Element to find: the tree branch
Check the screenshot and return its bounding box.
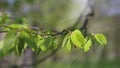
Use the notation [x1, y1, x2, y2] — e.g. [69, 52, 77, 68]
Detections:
[80, 16, 89, 36]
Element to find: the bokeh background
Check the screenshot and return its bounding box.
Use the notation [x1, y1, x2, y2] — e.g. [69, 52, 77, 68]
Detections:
[0, 0, 120, 68]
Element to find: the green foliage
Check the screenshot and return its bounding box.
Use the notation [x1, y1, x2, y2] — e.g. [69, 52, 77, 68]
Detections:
[66, 39, 72, 52]
[9, 24, 28, 29]
[38, 36, 53, 51]
[84, 39, 92, 52]
[95, 34, 107, 45]
[0, 13, 107, 57]
[62, 33, 70, 47]
[62, 30, 107, 52]
[19, 30, 39, 52]
[71, 30, 84, 48]
[49, 37, 58, 50]
[0, 13, 10, 26]
[2, 30, 18, 55]
[15, 37, 25, 55]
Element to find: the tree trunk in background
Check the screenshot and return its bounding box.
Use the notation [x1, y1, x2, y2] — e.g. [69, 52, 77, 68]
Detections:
[23, 47, 37, 68]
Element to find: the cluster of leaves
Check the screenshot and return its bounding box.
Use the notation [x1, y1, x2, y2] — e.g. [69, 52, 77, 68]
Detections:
[0, 13, 58, 57]
[62, 30, 107, 52]
[0, 13, 107, 58]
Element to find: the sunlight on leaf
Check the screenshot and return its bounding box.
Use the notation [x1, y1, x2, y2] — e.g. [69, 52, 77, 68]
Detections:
[66, 39, 72, 52]
[62, 33, 70, 47]
[95, 34, 107, 45]
[9, 24, 28, 29]
[71, 30, 85, 48]
[3, 30, 18, 54]
[84, 39, 92, 52]
[39, 36, 52, 51]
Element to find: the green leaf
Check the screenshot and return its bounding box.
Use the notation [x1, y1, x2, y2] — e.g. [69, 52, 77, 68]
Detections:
[38, 36, 52, 51]
[50, 38, 58, 50]
[9, 24, 28, 29]
[35, 35, 42, 46]
[31, 35, 42, 55]
[71, 30, 85, 48]
[3, 30, 18, 54]
[95, 34, 107, 45]
[20, 30, 37, 51]
[24, 37, 37, 51]
[84, 39, 92, 52]
[22, 38, 37, 51]
[66, 39, 72, 52]
[20, 30, 30, 38]
[15, 37, 25, 55]
[62, 33, 70, 47]
[74, 30, 85, 43]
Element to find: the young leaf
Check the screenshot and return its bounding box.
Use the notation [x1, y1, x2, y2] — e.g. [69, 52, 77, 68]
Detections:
[71, 34, 81, 48]
[20, 30, 30, 38]
[3, 30, 18, 54]
[66, 39, 72, 52]
[50, 38, 58, 50]
[9, 24, 28, 29]
[71, 30, 85, 48]
[62, 33, 70, 47]
[73, 30, 85, 42]
[20, 30, 37, 51]
[16, 37, 25, 55]
[35, 35, 42, 46]
[38, 36, 52, 51]
[95, 34, 107, 45]
[23, 37, 37, 51]
[84, 39, 92, 52]
[53, 39, 58, 49]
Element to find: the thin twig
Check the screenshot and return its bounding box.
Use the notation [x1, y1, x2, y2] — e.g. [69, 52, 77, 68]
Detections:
[80, 16, 89, 36]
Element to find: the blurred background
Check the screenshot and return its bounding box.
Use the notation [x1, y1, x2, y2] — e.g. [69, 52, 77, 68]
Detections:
[0, 0, 120, 68]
